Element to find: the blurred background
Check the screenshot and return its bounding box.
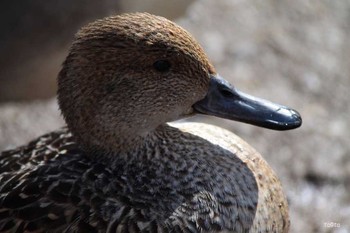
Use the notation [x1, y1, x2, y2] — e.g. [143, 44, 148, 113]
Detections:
[0, 0, 349, 232]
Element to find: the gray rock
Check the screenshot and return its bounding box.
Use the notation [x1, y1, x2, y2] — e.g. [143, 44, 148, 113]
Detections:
[0, 99, 63, 151]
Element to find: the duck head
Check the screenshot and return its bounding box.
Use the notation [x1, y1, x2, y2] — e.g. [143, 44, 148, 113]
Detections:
[58, 13, 301, 152]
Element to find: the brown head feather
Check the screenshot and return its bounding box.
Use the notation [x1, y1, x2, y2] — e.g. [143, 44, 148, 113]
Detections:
[58, 13, 215, 152]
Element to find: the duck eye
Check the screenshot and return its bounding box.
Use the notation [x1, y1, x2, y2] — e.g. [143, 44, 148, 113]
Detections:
[153, 60, 171, 72]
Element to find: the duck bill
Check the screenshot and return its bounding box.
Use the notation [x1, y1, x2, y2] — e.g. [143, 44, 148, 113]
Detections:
[193, 75, 302, 130]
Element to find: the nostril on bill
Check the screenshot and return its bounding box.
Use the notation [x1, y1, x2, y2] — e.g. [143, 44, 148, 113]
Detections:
[218, 86, 236, 98]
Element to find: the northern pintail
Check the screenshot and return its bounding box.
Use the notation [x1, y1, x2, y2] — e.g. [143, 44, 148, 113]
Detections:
[0, 13, 301, 233]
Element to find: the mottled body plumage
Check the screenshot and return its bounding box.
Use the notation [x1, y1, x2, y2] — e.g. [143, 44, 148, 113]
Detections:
[0, 123, 289, 232]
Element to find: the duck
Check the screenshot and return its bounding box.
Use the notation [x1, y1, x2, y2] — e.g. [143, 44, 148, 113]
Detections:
[0, 13, 301, 233]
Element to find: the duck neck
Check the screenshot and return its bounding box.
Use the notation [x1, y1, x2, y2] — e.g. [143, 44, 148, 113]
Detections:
[78, 123, 171, 161]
